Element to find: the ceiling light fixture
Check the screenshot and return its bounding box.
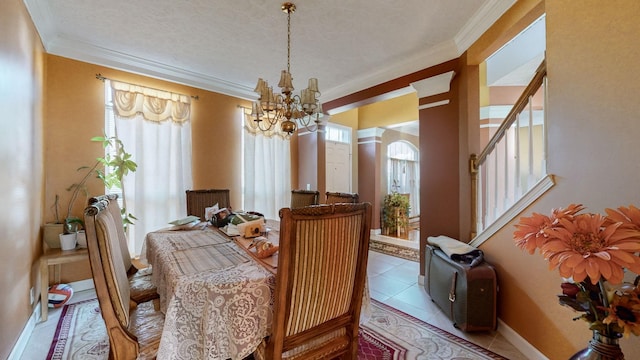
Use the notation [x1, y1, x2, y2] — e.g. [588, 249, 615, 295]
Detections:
[251, 2, 322, 135]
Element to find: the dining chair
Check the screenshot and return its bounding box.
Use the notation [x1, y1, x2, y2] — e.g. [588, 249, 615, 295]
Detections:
[254, 203, 372, 360]
[84, 198, 164, 360]
[325, 191, 359, 204]
[186, 188, 231, 221]
[89, 194, 159, 305]
[290, 189, 319, 209]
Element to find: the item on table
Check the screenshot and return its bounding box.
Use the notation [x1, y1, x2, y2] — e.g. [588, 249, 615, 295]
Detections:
[204, 203, 219, 222]
[169, 215, 202, 230]
[251, 238, 279, 259]
[211, 208, 232, 227]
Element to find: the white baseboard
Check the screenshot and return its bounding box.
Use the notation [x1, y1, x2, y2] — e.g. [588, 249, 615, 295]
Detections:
[6, 303, 41, 360]
[8, 278, 95, 360]
[416, 280, 546, 359]
[497, 318, 549, 360]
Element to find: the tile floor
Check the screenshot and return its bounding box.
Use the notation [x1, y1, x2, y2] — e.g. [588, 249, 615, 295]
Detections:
[21, 241, 529, 360]
[366, 246, 528, 360]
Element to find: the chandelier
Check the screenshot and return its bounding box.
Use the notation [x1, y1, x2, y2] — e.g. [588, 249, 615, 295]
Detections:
[251, 2, 322, 135]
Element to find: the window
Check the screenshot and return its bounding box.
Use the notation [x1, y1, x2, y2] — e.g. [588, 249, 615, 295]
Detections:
[241, 110, 291, 219]
[104, 79, 193, 256]
[387, 141, 419, 217]
[325, 125, 350, 143]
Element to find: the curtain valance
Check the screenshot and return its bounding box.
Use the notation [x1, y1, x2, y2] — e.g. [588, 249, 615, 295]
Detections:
[110, 80, 191, 123]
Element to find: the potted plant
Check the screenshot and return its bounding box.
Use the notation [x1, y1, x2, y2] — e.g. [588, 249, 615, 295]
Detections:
[382, 191, 410, 237]
[44, 134, 137, 247]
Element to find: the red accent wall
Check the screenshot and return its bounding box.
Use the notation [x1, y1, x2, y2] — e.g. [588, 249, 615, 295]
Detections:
[419, 103, 460, 245]
[358, 137, 381, 229]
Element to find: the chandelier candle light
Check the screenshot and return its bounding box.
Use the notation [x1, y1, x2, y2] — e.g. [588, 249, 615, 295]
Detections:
[251, 2, 322, 135]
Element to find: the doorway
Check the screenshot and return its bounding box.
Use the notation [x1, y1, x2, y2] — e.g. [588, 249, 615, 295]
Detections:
[325, 124, 352, 193]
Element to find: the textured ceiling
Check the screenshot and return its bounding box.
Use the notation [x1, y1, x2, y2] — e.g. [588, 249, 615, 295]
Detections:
[25, 0, 515, 103]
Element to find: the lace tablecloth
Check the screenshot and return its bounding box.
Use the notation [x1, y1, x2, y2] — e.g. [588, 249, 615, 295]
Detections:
[145, 228, 275, 360]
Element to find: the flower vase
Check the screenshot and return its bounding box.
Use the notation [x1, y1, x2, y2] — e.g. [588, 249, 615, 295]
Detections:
[569, 332, 624, 360]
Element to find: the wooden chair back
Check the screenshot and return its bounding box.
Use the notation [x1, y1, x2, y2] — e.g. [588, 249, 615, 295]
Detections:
[89, 194, 159, 305]
[84, 198, 139, 359]
[257, 203, 372, 360]
[290, 189, 319, 209]
[186, 189, 231, 221]
[89, 194, 131, 271]
[325, 191, 359, 204]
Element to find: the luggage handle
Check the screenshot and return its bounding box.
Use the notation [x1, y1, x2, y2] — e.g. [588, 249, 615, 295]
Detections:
[449, 271, 457, 302]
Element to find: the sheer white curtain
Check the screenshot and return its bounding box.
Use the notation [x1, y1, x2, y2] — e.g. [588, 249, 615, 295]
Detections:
[107, 80, 193, 256]
[242, 110, 291, 220]
[388, 158, 420, 217]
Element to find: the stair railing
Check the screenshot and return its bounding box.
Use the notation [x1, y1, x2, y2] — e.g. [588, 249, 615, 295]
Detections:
[470, 60, 547, 239]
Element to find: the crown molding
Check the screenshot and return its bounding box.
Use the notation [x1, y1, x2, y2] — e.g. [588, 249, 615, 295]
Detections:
[24, 0, 516, 103]
[455, 0, 516, 53]
[322, 40, 459, 103]
[47, 36, 257, 100]
[24, 0, 256, 100]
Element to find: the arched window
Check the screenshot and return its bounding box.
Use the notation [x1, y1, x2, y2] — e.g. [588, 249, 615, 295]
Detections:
[387, 141, 419, 216]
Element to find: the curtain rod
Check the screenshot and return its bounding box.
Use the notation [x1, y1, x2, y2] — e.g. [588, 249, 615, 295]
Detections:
[96, 73, 199, 100]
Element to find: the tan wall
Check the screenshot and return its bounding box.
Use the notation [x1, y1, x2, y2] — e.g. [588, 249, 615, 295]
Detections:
[358, 93, 418, 129]
[0, 0, 45, 357]
[43, 55, 251, 283]
[474, 1, 640, 358]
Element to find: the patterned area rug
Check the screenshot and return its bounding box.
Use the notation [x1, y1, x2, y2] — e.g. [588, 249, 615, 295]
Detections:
[47, 298, 507, 360]
[370, 238, 420, 262]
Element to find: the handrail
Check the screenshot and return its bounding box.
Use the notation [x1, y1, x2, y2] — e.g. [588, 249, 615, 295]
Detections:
[470, 59, 547, 239]
[474, 59, 547, 168]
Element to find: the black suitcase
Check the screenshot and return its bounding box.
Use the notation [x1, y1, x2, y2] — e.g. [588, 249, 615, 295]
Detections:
[425, 244, 497, 332]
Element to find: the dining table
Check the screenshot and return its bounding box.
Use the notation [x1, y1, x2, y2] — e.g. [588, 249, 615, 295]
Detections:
[143, 219, 279, 360]
[143, 218, 371, 360]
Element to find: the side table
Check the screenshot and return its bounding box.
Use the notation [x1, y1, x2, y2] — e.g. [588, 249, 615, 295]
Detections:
[39, 247, 89, 321]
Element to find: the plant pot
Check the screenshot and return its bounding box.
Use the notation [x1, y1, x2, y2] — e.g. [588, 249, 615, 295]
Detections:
[59, 233, 77, 251]
[76, 230, 87, 248]
[43, 223, 64, 249]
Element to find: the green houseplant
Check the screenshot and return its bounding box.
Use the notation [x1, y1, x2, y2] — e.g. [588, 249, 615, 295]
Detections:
[60, 134, 137, 233]
[382, 191, 410, 237]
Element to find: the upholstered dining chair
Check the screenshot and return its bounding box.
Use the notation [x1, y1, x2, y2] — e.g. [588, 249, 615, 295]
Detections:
[254, 203, 372, 360]
[186, 188, 231, 221]
[290, 189, 319, 209]
[325, 191, 359, 204]
[84, 198, 164, 360]
[89, 194, 159, 305]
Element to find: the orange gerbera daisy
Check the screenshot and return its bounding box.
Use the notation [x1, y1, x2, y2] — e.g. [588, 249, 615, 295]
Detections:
[541, 213, 640, 284]
[513, 204, 585, 254]
[550, 203, 585, 223]
[513, 212, 553, 254]
[606, 205, 640, 230]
